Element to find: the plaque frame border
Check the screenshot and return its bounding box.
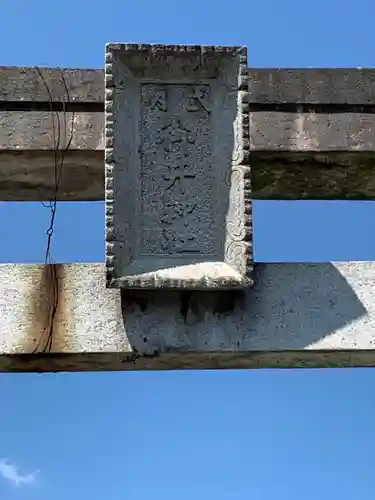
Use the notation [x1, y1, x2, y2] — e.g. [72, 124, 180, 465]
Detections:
[105, 43, 252, 290]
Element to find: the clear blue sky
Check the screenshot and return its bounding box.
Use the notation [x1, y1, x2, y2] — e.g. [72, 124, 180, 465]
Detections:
[1, 0, 375, 499]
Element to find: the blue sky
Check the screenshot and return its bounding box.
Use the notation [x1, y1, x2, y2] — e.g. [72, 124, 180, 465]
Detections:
[1, 0, 375, 499]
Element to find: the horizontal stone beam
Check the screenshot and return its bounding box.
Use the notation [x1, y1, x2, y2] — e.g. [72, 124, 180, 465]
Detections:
[0, 151, 103, 201]
[0, 262, 375, 372]
[2, 66, 375, 105]
[249, 68, 375, 105]
[3, 110, 375, 152]
[0, 111, 103, 150]
[0, 66, 104, 103]
[1, 150, 375, 201]
[251, 112, 375, 151]
[2, 66, 375, 202]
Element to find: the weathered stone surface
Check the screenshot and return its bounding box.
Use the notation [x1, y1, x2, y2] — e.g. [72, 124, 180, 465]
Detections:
[1, 150, 375, 202]
[105, 43, 252, 290]
[252, 152, 375, 200]
[0, 66, 103, 102]
[249, 68, 375, 104]
[0, 262, 375, 372]
[3, 67, 375, 105]
[251, 111, 375, 151]
[4, 110, 375, 153]
[2, 66, 375, 203]
[0, 111, 104, 150]
[0, 150, 104, 201]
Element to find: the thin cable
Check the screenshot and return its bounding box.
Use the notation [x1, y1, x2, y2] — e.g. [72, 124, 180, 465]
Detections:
[33, 67, 75, 353]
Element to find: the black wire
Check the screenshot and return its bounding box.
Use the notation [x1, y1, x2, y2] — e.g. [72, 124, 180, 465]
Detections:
[32, 67, 75, 353]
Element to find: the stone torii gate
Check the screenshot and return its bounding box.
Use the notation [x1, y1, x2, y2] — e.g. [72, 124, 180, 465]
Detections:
[1, 43, 375, 372]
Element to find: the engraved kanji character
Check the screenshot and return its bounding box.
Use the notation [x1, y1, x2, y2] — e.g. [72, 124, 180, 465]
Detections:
[186, 86, 211, 114]
[163, 164, 196, 195]
[174, 230, 198, 253]
[161, 201, 197, 225]
[156, 118, 195, 154]
[142, 86, 167, 111]
[162, 227, 198, 254]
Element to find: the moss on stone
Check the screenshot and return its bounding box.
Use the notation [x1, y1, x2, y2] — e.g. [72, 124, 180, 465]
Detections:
[252, 151, 375, 200]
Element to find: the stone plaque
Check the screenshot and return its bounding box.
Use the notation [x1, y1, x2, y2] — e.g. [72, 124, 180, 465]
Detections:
[105, 43, 252, 289]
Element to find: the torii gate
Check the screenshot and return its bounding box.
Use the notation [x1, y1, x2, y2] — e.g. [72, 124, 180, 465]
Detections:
[0, 43, 375, 372]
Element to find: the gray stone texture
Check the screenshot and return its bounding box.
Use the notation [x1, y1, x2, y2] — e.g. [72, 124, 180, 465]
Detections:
[0, 262, 375, 371]
[2, 150, 375, 202]
[4, 110, 375, 152]
[0, 66, 103, 102]
[249, 68, 375, 104]
[105, 44, 252, 290]
[251, 112, 375, 151]
[2, 67, 375, 203]
[0, 111, 104, 150]
[3, 67, 375, 104]
[2, 65, 375, 373]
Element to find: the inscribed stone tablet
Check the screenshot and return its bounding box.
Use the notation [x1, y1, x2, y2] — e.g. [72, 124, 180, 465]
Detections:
[105, 43, 252, 289]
